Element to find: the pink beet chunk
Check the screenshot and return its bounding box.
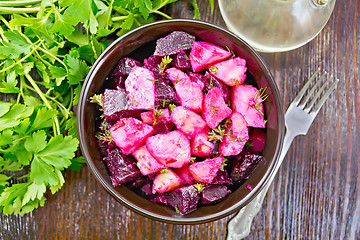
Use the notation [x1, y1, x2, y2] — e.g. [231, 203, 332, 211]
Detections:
[146, 130, 191, 168]
[140, 111, 154, 125]
[166, 67, 190, 85]
[171, 106, 207, 138]
[125, 66, 155, 110]
[191, 127, 214, 157]
[152, 168, 185, 193]
[231, 85, 266, 128]
[189, 41, 232, 72]
[140, 108, 171, 125]
[110, 117, 154, 155]
[166, 68, 204, 111]
[175, 80, 204, 111]
[219, 112, 249, 156]
[173, 164, 195, 185]
[209, 57, 247, 86]
[189, 156, 224, 184]
[202, 87, 232, 129]
[133, 145, 165, 175]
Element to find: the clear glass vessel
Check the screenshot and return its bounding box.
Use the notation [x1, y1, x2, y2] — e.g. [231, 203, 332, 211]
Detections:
[218, 0, 336, 52]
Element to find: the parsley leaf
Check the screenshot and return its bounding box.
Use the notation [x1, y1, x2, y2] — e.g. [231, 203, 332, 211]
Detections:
[0, 0, 205, 216]
[50, 10, 79, 37]
[0, 71, 20, 93]
[0, 104, 33, 131]
[24, 131, 47, 153]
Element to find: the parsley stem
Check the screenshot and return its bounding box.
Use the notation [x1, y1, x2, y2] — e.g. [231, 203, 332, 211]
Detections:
[111, 15, 130, 22]
[112, 14, 140, 22]
[23, 84, 71, 117]
[151, 10, 172, 20]
[25, 73, 61, 136]
[0, 0, 41, 7]
[68, 87, 74, 112]
[34, 51, 51, 67]
[48, 97, 71, 116]
[17, 75, 25, 104]
[1, 15, 66, 71]
[106, 0, 114, 29]
[0, 15, 10, 29]
[38, 45, 68, 72]
[0, 6, 40, 14]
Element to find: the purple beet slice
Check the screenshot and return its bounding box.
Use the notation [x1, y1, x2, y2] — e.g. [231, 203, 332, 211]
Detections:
[248, 128, 266, 154]
[103, 88, 141, 121]
[154, 80, 180, 108]
[103, 148, 141, 187]
[212, 169, 233, 185]
[126, 175, 151, 189]
[171, 51, 191, 71]
[103, 75, 127, 89]
[231, 153, 264, 182]
[141, 183, 153, 196]
[153, 120, 175, 134]
[111, 57, 141, 77]
[154, 31, 195, 56]
[144, 55, 163, 74]
[97, 139, 109, 157]
[167, 184, 200, 215]
[150, 192, 169, 205]
[200, 184, 231, 205]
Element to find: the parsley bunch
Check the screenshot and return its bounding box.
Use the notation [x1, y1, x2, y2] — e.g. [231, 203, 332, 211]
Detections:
[0, 0, 203, 216]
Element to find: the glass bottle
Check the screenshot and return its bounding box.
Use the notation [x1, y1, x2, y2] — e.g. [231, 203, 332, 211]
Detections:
[218, 0, 336, 52]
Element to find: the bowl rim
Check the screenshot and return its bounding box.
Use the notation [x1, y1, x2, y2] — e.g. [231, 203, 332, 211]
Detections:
[77, 19, 285, 224]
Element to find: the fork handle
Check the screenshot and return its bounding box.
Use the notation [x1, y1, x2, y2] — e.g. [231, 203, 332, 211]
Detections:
[227, 129, 297, 240]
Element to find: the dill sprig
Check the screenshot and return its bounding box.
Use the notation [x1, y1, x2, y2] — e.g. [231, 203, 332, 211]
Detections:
[159, 56, 172, 74]
[153, 109, 163, 125]
[208, 125, 227, 142]
[254, 87, 269, 116]
[195, 183, 205, 192]
[90, 94, 104, 110]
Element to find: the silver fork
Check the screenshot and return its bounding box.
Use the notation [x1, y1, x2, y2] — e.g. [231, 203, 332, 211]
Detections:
[227, 68, 339, 240]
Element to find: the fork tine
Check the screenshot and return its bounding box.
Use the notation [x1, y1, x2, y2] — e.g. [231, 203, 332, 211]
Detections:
[293, 68, 320, 105]
[298, 71, 327, 108]
[312, 78, 339, 113]
[304, 74, 334, 112]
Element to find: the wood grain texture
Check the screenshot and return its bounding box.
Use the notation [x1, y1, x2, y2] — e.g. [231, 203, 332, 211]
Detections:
[1, 0, 359, 239]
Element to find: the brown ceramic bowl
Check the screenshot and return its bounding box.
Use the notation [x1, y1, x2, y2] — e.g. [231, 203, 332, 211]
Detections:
[77, 19, 284, 224]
